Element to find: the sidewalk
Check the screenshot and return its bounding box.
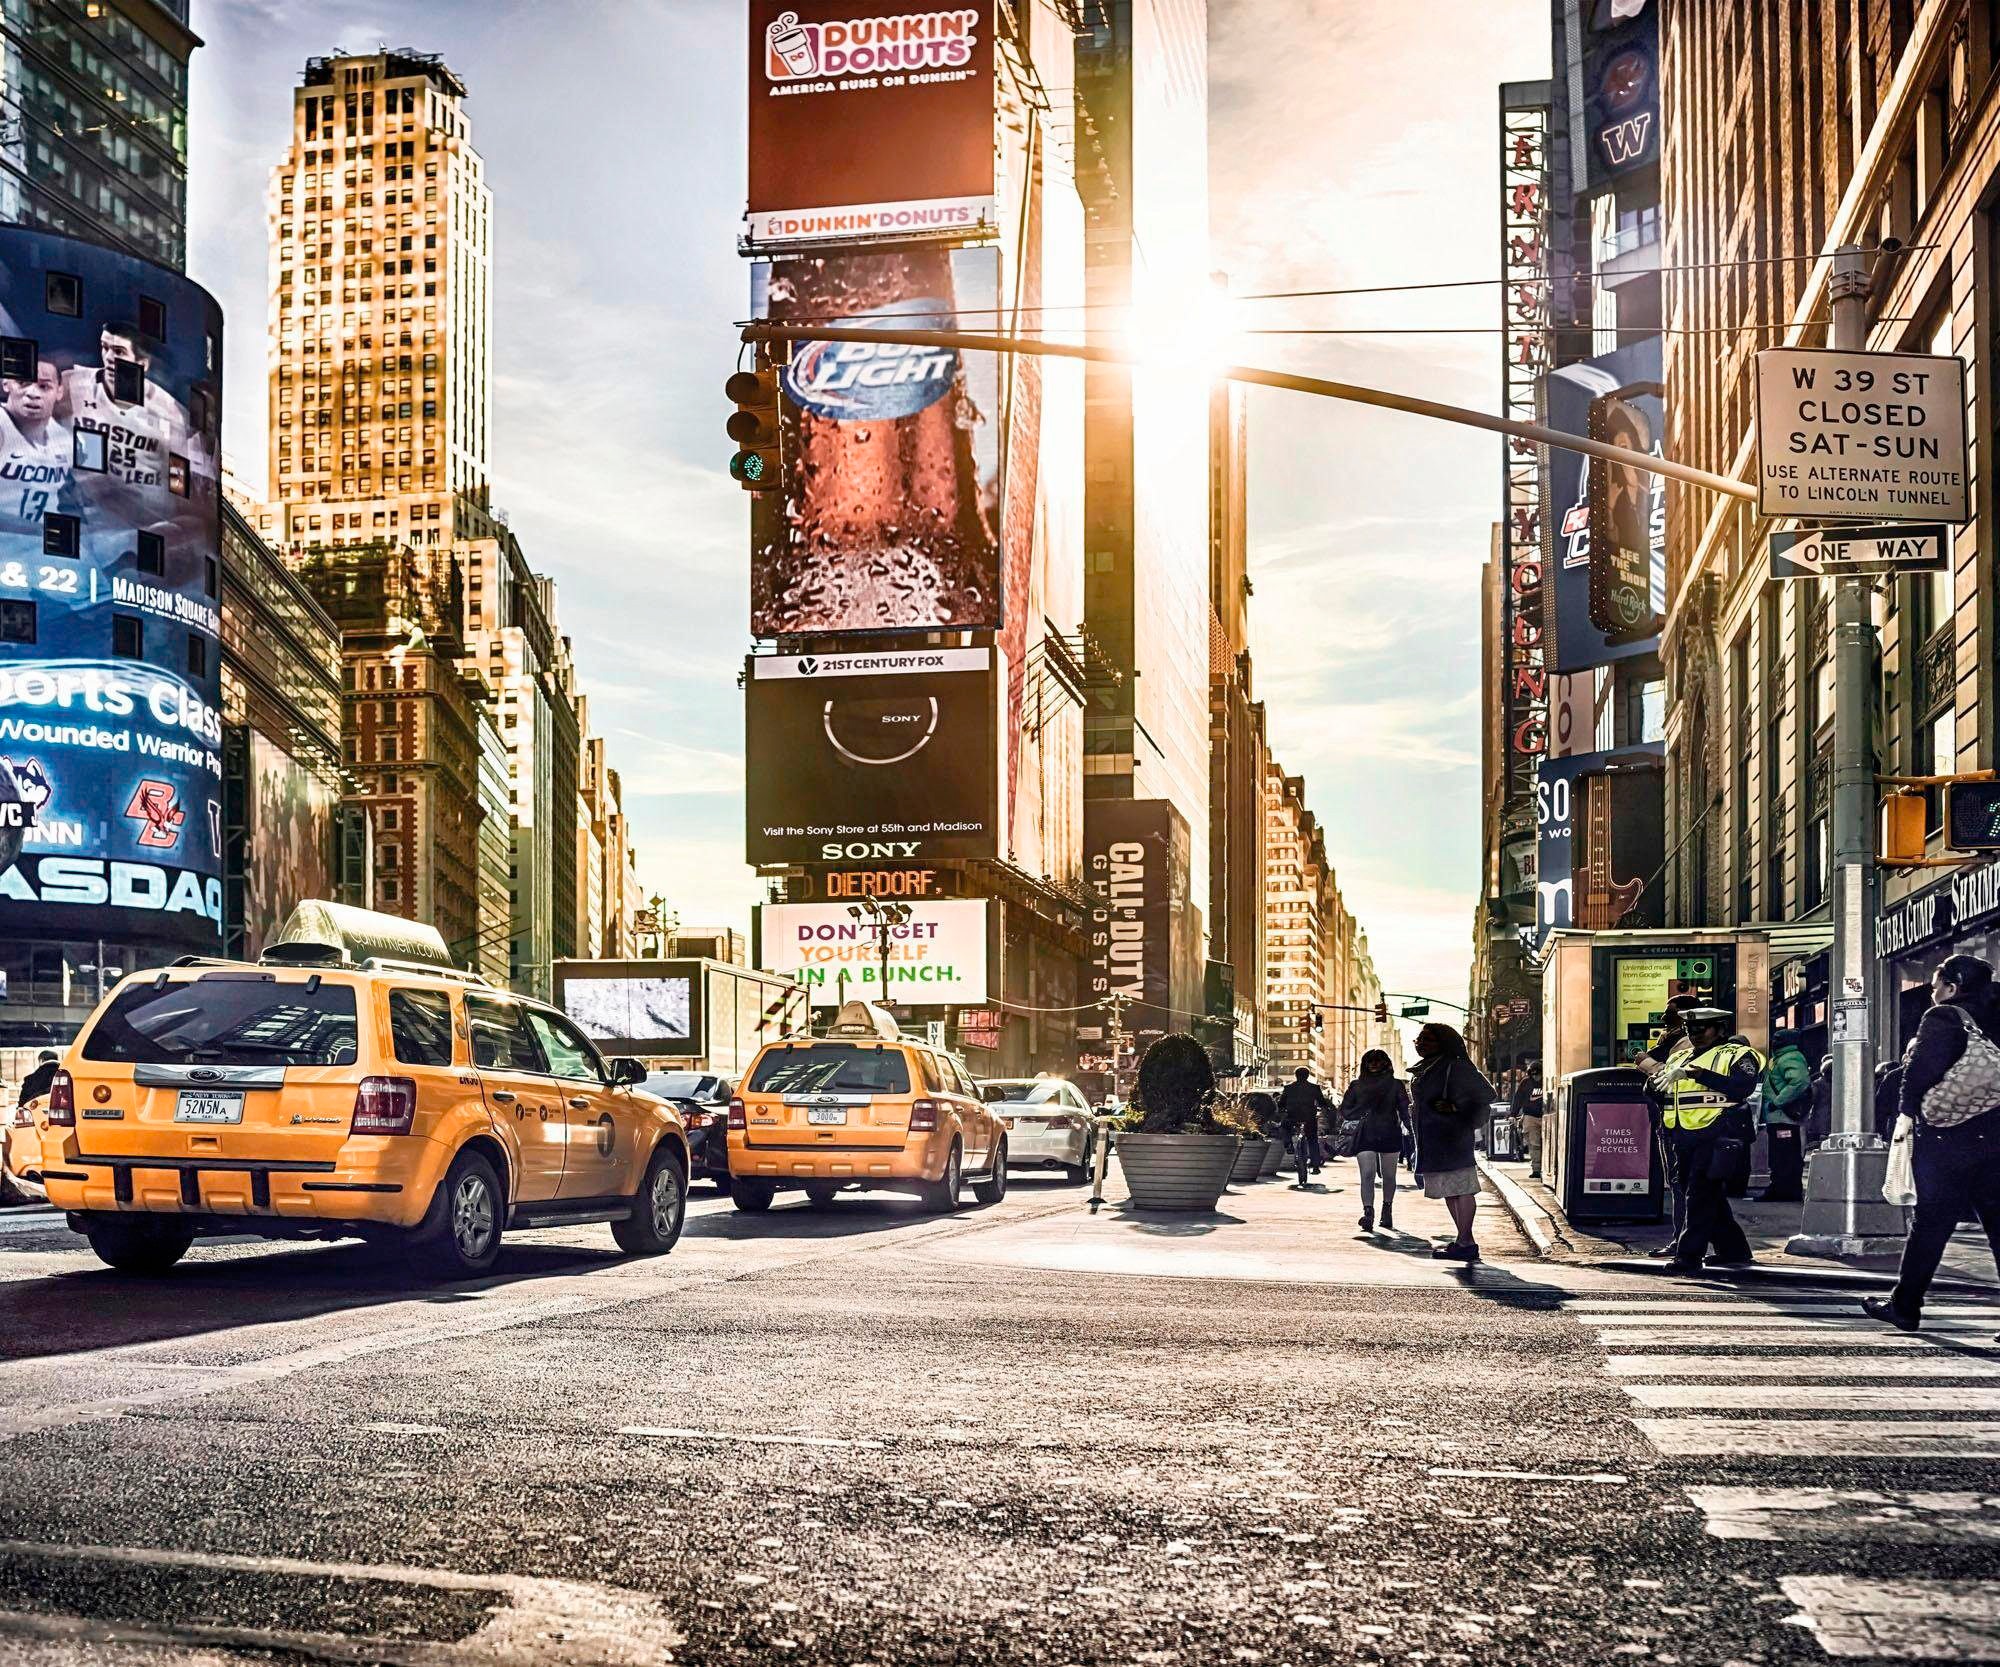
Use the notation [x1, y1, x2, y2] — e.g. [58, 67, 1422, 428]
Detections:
[1478, 1154, 2000, 1291]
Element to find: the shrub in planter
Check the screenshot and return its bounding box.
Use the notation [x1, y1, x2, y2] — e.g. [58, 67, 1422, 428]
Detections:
[1119, 1034, 1237, 1210]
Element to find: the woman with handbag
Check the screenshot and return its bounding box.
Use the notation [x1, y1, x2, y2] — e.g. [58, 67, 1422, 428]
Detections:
[1409, 1022, 1496, 1262]
[1864, 954, 2000, 1331]
[1336, 1048, 1412, 1233]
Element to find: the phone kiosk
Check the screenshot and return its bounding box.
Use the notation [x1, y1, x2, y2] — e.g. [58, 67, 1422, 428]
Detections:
[1540, 928, 1771, 1223]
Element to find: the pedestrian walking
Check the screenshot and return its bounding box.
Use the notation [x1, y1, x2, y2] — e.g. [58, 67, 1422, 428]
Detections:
[1409, 1023, 1495, 1262]
[1510, 1061, 1546, 1178]
[1864, 954, 2000, 1332]
[1658, 1007, 1763, 1274]
[1336, 1048, 1411, 1233]
[1276, 1067, 1330, 1190]
[1758, 1030, 1812, 1202]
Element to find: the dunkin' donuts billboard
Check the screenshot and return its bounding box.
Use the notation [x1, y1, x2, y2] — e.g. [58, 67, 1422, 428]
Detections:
[750, 247, 1001, 636]
[746, 2, 996, 246]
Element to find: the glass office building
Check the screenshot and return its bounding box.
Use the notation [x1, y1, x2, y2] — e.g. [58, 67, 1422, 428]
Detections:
[0, 0, 199, 270]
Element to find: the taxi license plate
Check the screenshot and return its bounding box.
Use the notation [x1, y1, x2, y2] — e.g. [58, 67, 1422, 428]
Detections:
[175, 1090, 243, 1124]
[806, 1107, 846, 1126]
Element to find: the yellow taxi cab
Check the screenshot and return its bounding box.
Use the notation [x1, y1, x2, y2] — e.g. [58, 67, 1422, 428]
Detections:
[32, 902, 690, 1279]
[727, 1001, 1007, 1213]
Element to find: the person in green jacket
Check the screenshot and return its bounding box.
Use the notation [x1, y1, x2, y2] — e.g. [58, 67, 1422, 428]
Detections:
[1760, 1032, 1812, 1202]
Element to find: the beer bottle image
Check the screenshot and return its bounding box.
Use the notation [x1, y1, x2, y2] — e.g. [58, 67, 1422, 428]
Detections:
[754, 248, 1001, 636]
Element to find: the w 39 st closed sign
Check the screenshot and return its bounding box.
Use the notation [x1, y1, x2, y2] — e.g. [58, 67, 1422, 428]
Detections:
[1755, 347, 1968, 523]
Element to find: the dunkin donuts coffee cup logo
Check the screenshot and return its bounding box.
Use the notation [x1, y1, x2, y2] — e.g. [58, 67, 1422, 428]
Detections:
[765, 8, 982, 81]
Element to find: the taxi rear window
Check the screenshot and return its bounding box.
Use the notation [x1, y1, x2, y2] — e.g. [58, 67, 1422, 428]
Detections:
[748, 1045, 911, 1096]
[83, 976, 360, 1067]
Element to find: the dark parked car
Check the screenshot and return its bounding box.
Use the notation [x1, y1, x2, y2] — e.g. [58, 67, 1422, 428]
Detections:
[642, 1071, 734, 1192]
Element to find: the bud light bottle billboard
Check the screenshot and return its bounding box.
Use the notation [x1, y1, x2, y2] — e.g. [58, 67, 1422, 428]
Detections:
[750, 246, 1002, 636]
[0, 228, 225, 951]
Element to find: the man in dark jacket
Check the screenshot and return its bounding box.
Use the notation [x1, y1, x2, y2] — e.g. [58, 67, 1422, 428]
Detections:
[1277, 1068, 1330, 1174]
[1510, 1063, 1546, 1178]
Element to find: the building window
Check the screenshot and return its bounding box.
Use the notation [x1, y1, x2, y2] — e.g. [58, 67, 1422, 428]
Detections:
[42, 514, 79, 559]
[44, 273, 80, 317]
[0, 599, 33, 645]
[137, 532, 165, 576]
[112, 613, 143, 659]
[138, 295, 168, 341]
[187, 635, 207, 678]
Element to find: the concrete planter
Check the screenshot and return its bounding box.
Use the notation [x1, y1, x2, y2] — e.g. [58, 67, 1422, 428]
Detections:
[1117, 1132, 1238, 1211]
[1228, 1138, 1269, 1183]
[1259, 1139, 1285, 1177]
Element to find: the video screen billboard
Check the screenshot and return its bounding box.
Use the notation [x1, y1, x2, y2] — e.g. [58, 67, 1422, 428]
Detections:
[750, 246, 1001, 636]
[239, 731, 337, 958]
[746, 1, 996, 245]
[745, 646, 1001, 865]
[0, 228, 224, 949]
[1543, 337, 1664, 675]
[559, 971, 695, 1053]
[759, 898, 988, 1006]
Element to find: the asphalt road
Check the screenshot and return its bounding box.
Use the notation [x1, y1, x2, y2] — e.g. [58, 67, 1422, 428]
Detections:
[0, 1171, 1996, 1664]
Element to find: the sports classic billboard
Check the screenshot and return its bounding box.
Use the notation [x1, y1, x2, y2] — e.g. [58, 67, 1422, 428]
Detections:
[746, 1, 996, 246]
[759, 898, 989, 1006]
[744, 646, 1002, 865]
[0, 228, 225, 949]
[751, 246, 1001, 636]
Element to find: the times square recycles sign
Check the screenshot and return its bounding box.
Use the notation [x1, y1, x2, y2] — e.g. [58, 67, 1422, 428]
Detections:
[0, 228, 226, 949]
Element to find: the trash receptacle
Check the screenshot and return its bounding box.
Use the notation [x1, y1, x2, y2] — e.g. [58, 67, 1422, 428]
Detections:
[1551, 1067, 1664, 1224]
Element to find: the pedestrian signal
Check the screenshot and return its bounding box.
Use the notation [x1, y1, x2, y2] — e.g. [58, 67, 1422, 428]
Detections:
[1947, 780, 2000, 850]
[726, 365, 782, 493]
[1883, 789, 1927, 863]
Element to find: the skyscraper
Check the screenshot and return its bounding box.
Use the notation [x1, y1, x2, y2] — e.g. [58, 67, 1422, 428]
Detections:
[265, 49, 492, 538]
[0, 0, 198, 268]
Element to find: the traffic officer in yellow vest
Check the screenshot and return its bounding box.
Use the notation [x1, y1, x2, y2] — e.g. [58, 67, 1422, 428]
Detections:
[1661, 1007, 1764, 1273]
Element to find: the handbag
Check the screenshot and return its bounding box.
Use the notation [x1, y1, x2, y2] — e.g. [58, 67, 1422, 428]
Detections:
[1921, 1005, 2000, 1128]
[1883, 1113, 1917, 1207]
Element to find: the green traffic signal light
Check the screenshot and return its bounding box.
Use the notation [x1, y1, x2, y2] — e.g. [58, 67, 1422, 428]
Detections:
[730, 449, 776, 484]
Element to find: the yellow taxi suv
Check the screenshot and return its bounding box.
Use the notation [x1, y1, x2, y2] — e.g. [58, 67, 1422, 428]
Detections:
[728, 1001, 1006, 1214]
[33, 903, 691, 1280]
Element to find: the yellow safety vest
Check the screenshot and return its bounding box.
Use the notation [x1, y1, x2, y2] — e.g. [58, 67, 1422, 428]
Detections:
[1664, 1042, 1765, 1132]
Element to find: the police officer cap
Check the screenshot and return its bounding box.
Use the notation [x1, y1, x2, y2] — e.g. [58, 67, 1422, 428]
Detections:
[1681, 1005, 1733, 1024]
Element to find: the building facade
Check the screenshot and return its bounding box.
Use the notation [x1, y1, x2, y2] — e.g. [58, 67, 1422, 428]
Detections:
[1658, 0, 1996, 1057]
[0, 0, 198, 268]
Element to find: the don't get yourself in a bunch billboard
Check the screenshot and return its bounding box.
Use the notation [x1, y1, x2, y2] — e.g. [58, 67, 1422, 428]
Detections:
[746, 1, 997, 245]
[0, 228, 225, 950]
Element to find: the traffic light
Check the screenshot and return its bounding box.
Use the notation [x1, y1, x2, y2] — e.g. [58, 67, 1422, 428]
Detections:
[1883, 789, 1927, 863]
[726, 359, 783, 492]
[1312, 1011, 1325, 1031]
[1948, 780, 2000, 850]
[1374, 999, 1390, 1024]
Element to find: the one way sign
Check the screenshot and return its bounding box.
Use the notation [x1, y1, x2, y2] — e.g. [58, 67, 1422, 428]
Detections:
[1770, 523, 1950, 579]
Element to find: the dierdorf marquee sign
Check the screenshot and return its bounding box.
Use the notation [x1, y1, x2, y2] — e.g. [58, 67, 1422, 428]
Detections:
[1875, 857, 2000, 960]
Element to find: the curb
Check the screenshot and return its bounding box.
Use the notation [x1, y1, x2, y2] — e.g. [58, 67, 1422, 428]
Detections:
[1477, 1155, 1563, 1256]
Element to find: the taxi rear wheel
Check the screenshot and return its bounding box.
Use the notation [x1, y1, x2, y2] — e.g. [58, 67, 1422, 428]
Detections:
[412, 1149, 503, 1279]
[81, 1213, 194, 1275]
[972, 1141, 1008, 1206]
[732, 1178, 776, 1214]
[613, 1149, 686, 1257]
[919, 1142, 964, 1215]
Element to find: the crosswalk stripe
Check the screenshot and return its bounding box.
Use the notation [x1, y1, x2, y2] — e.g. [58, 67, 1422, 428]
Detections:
[1637, 1418, 2000, 1458]
[1580, 1313, 1994, 1331]
[1624, 1383, 2000, 1412]
[1597, 1329, 1964, 1349]
[1608, 1354, 2000, 1378]
[1781, 1575, 2000, 1659]
[1571, 1301, 1999, 1317]
[1687, 1487, 2000, 1543]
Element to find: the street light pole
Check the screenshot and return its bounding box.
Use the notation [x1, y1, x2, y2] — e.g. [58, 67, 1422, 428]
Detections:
[1791, 243, 1907, 1257]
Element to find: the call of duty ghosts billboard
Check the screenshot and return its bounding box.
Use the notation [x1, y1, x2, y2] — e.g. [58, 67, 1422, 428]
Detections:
[0, 228, 226, 949]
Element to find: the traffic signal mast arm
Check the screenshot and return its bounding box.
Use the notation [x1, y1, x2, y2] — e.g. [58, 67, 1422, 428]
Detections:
[739, 323, 1758, 504]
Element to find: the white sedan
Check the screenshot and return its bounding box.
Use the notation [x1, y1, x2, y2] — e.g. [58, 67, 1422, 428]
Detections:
[981, 1077, 1095, 1183]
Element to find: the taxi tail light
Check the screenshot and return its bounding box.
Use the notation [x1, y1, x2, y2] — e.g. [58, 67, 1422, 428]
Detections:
[909, 1098, 942, 1132]
[46, 1069, 74, 1126]
[727, 1096, 746, 1131]
[351, 1076, 417, 1136]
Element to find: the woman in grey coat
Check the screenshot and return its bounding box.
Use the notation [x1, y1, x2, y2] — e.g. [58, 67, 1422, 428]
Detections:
[1409, 1022, 1497, 1263]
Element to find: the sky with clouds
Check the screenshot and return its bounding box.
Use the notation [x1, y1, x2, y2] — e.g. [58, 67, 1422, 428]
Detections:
[187, 0, 1545, 1016]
